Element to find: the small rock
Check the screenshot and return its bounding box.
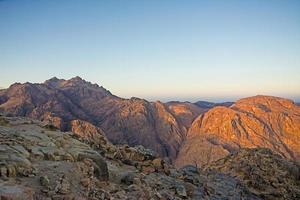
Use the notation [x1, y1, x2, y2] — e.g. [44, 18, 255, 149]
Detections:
[62, 194, 75, 200]
[60, 178, 70, 194]
[134, 145, 157, 160]
[126, 184, 139, 192]
[0, 167, 7, 177]
[80, 178, 90, 187]
[121, 172, 137, 185]
[6, 165, 16, 177]
[133, 177, 142, 185]
[175, 185, 187, 198]
[0, 185, 34, 200]
[40, 176, 50, 187]
[152, 158, 163, 169]
[142, 165, 155, 174]
[78, 153, 108, 181]
[55, 176, 71, 195]
[41, 188, 49, 193]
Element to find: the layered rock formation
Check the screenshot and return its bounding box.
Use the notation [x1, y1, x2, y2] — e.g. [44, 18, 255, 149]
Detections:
[176, 95, 300, 167]
[2, 116, 299, 199]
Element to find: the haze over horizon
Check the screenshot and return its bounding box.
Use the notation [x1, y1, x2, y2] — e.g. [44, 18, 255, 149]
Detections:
[1, 0, 300, 102]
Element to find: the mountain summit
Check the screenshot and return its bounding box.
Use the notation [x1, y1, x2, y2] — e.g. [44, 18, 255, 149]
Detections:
[0, 77, 203, 160]
[176, 95, 300, 167]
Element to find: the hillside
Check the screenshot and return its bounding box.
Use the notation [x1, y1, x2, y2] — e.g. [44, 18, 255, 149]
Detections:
[0, 77, 204, 160]
[176, 95, 300, 167]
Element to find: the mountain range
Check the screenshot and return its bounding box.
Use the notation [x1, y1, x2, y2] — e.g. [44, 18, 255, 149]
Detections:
[0, 77, 299, 167]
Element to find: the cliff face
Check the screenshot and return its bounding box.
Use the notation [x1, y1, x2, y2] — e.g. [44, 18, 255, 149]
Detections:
[176, 95, 300, 167]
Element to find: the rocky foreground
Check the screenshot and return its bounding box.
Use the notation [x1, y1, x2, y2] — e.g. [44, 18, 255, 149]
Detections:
[1, 116, 300, 200]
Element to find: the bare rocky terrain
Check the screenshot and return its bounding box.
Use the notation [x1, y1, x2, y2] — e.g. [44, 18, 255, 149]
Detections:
[1, 116, 299, 199]
[0, 77, 300, 171]
[176, 95, 300, 167]
[0, 77, 206, 161]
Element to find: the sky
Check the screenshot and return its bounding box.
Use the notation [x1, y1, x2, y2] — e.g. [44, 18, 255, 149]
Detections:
[0, 0, 300, 102]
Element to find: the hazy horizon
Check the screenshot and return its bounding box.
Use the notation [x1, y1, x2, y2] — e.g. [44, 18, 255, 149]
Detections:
[0, 76, 299, 103]
[1, 0, 300, 102]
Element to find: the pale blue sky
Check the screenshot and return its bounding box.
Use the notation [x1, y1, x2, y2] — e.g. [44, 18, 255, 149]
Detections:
[0, 0, 299, 102]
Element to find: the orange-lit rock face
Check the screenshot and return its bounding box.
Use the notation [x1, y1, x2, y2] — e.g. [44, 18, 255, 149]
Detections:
[176, 95, 300, 167]
[70, 119, 106, 142]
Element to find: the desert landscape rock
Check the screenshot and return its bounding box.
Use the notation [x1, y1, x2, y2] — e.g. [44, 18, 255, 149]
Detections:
[165, 101, 206, 132]
[1, 78, 300, 170]
[3, 116, 299, 199]
[176, 95, 300, 167]
[206, 148, 300, 200]
[0, 77, 203, 161]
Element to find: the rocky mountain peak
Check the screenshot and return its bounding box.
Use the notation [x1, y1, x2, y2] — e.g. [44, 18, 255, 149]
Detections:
[66, 76, 90, 85]
[176, 95, 300, 167]
[46, 76, 60, 82]
[44, 77, 65, 88]
[234, 95, 296, 109]
[45, 76, 89, 87]
[70, 76, 84, 81]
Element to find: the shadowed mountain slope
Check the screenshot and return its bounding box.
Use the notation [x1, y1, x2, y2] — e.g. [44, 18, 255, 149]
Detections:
[194, 101, 234, 109]
[0, 77, 203, 160]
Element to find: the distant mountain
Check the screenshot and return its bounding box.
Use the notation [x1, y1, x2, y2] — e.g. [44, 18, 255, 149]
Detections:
[194, 100, 234, 109]
[176, 95, 300, 167]
[194, 101, 216, 108]
[165, 101, 207, 132]
[0, 77, 203, 160]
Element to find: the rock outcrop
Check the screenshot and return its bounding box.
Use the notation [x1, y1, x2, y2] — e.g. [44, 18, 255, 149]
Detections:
[0, 117, 108, 181]
[206, 148, 300, 200]
[2, 116, 300, 199]
[70, 119, 114, 153]
[176, 95, 300, 167]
